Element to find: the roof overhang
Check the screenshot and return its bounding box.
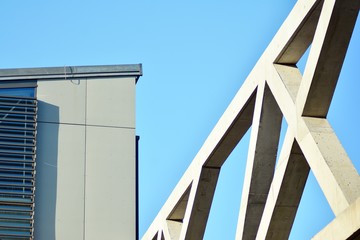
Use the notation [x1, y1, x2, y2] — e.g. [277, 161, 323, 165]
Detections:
[0, 64, 143, 83]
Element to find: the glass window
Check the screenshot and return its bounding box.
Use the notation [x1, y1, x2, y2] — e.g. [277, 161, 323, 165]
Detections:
[0, 88, 35, 98]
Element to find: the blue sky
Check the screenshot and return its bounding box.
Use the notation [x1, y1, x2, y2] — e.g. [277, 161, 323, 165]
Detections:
[1, 1, 359, 239]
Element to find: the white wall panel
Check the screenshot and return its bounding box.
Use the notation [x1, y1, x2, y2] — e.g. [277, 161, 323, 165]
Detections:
[85, 126, 135, 240]
[35, 122, 86, 240]
[37, 79, 86, 124]
[86, 77, 135, 128]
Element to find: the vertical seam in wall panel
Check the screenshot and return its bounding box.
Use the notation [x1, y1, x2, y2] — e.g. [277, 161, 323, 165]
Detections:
[83, 78, 87, 240]
[136, 135, 139, 240]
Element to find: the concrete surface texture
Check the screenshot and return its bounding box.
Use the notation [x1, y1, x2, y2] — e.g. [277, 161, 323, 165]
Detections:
[142, 0, 360, 239]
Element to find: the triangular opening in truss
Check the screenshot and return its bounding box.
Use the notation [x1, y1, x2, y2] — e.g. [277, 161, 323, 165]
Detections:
[296, 45, 311, 75]
[165, 183, 192, 239]
[275, 0, 323, 65]
[203, 128, 251, 240]
[289, 170, 335, 239]
[167, 184, 192, 222]
[275, 117, 288, 168]
[151, 232, 158, 240]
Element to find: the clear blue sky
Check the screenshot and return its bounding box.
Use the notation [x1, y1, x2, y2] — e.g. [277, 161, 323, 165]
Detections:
[1, 1, 359, 239]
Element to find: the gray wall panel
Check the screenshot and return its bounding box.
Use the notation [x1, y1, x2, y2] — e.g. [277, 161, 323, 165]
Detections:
[85, 126, 136, 240]
[86, 77, 135, 128]
[35, 74, 137, 239]
[37, 79, 86, 125]
[35, 122, 85, 240]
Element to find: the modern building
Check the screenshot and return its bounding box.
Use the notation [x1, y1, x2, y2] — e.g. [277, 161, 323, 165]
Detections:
[0, 64, 142, 240]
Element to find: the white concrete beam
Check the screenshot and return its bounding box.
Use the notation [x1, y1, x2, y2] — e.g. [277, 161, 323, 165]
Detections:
[256, 130, 309, 240]
[236, 80, 283, 240]
[161, 222, 171, 240]
[298, 117, 360, 215]
[273, 64, 302, 103]
[268, 65, 360, 216]
[296, 0, 360, 117]
[166, 220, 182, 240]
[312, 197, 360, 240]
[180, 167, 220, 240]
[266, 0, 321, 62]
[275, 0, 323, 64]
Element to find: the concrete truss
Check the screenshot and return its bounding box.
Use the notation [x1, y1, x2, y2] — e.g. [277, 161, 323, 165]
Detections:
[142, 0, 360, 239]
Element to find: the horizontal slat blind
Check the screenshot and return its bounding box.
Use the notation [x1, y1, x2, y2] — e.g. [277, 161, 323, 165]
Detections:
[0, 96, 37, 240]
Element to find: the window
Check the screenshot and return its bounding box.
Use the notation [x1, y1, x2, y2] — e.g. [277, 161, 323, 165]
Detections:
[0, 88, 36, 239]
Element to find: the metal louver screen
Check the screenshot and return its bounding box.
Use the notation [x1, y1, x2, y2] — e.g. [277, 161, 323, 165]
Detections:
[0, 95, 37, 239]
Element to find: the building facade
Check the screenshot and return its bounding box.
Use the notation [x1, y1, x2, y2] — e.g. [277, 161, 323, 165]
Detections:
[0, 64, 142, 239]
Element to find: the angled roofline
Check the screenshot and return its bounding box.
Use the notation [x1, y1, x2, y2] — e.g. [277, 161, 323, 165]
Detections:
[0, 64, 143, 83]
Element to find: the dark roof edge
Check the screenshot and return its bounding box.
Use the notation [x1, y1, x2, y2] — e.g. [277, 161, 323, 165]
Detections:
[0, 64, 143, 83]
